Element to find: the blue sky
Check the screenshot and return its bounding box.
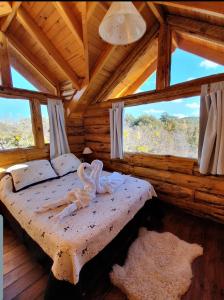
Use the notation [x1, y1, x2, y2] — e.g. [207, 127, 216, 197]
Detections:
[126, 48, 224, 118]
[0, 68, 48, 121]
[1, 49, 224, 121]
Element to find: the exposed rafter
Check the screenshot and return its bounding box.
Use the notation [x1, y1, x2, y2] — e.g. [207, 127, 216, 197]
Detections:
[0, 2, 12, 18]
[53, 2, 84, 51]
[95, 22, 160, 102]
[81, 2, 89, 84]
[168, 15, 224, 46]
[153, 1, 224, 19]
[0, 31, 12, 87]
[16, 7, 81, 90]
[7, 32, 57, 88]
[147, 2, 165, 24]
[1, 1, 22, 32]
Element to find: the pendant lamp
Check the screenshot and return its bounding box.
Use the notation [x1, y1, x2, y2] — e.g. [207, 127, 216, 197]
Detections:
[99, 2, 147, 45]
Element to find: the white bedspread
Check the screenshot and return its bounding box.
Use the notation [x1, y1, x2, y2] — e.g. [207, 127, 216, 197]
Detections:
[0, 171, 156, 284]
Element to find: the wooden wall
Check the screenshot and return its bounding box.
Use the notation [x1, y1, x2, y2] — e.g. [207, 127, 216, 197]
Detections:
[66, 115, 84, 158]
[83, 104, 224, 224]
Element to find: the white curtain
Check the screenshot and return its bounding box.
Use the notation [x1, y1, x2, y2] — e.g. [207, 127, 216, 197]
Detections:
[109, 102, 124, 159]
[48, 99, 70, 159]
[198, 82, 224, 175]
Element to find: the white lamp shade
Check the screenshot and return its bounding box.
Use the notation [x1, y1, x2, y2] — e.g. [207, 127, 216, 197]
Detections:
[83, 147, 93, 155]
[99, 2, 146, 45]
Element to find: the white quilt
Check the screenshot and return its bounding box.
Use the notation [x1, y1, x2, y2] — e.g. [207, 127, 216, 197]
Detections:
[0, 171, 156, 284]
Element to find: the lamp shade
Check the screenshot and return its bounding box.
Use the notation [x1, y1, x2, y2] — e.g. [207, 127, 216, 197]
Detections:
[99, 2, 146, 45]
[82, 147, 93, 155]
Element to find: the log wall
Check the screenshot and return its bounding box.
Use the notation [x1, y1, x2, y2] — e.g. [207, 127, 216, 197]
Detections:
[83, 106, 224, 224]
[66, 115, 85, 158]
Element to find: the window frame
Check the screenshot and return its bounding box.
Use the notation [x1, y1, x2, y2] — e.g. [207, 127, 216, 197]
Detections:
[0, 96, 47, 152]
[40, 103, 50, 145]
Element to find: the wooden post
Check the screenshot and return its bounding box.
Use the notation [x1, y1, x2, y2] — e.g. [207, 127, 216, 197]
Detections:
[156, 23, 172, 90]
[0, 31, 12, 87]
[30, 99, 45, 149]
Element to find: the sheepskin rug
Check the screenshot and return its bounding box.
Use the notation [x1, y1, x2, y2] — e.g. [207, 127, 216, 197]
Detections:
[110, 228, 203, 300]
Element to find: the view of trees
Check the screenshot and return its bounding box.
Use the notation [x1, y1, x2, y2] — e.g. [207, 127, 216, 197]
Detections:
[0, 116, 50, 150]
[124, 112, 199, 158]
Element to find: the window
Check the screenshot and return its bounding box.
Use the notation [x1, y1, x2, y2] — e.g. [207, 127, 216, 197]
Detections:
[11, 67, 38, 92]
[40, 104, 50, 144]
[0, 97, 34, 150]
[171, 49, 224, 85]
[134, 71, 156, 94]
[123, 96, 200, 158]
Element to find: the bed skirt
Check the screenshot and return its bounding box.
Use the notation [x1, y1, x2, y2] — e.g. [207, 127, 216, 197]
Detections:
[1, 197, 163, 300]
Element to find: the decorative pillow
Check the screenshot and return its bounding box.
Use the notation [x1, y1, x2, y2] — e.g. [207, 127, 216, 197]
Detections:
[7, 160, 58, 191]
[51, 153, 81, 177]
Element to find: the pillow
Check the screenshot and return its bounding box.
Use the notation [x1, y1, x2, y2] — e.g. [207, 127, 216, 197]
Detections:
[51, 153, 81, 177]
[7, 160, 58, 191]
[0, 174, 13, 199]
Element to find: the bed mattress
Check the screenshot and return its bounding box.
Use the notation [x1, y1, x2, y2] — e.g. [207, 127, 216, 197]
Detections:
[0, 171, 156, 284]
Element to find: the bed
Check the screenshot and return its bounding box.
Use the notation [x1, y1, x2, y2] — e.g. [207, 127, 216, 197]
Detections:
[0, 169, 156, 288]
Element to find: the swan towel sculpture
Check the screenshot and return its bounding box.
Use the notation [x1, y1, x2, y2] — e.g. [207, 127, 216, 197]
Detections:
[36, 160, 128, 220]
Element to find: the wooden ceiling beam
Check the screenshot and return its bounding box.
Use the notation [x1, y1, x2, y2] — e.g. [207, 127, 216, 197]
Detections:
[0, 2, 12, 18]
[16, 7, 81, 90]
[156, 23, 172, 90]
[53, 2, 83, 51]
[168, 15, 224, 46]
[95, 22, 160, 102]
[147, 2, 165, 24]
[0, 31, 12, 87]
[81, 2, 89, 84]
[153, 2, 224, 19]
[7, 32, 57, 88]
[1, 1, 22, 32]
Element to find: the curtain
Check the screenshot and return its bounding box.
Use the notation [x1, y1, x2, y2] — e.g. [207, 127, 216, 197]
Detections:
[198, 82, 224, 175]
[109, 102, 124, 159]
[48, 99, 70, 159]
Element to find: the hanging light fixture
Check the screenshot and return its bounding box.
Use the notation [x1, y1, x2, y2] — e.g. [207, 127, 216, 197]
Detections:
[99, 2, 147, 46]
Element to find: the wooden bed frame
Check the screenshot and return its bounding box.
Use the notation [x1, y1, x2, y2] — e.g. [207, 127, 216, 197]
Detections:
[1, 197, 163, 299]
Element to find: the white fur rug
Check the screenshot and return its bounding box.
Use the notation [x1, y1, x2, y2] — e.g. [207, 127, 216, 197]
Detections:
[110, 228, 203, 300]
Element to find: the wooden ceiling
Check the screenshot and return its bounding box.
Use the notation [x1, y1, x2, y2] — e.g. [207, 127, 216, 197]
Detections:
[0, 1, 224, 115]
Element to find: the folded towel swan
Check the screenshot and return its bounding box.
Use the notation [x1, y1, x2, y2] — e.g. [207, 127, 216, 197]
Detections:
[36, 160, 128, 219]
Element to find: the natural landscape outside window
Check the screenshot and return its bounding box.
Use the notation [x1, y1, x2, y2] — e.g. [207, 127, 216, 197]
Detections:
[123, 96, 200, 158]
[0, 98, 34, 150]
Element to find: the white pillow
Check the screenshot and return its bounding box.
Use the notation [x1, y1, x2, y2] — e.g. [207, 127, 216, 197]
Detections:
[51, 153, 81, 177]
[7, 160, 57, 191]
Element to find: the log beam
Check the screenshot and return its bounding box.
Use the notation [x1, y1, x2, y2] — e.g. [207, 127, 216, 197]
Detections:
[81, 2, 89, 84]
[17, 7, 81, 90]
[156, 23, 172, 90]
[153, 2, 224, 19]
[0, 32, 12, 87]
[168, 15, 224, 46]
[1, 1, 22, 32]
[147, 2, 165, 24]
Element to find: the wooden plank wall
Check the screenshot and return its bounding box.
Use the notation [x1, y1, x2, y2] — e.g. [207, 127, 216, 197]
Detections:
[66, 115, 85, 158]
[83, 105, 224, 224]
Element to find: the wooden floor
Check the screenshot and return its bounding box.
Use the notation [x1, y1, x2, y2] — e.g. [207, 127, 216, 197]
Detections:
[3, 205, 224, 300]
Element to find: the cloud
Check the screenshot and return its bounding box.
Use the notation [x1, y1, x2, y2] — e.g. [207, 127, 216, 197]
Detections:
[144, 108, 165, 114]
[173, 113, 186, 119]
[191, 111, 199, 117]
[172, 98, 183, 103]
[186, 102, 200, 109]
[199, 59, 219, 69]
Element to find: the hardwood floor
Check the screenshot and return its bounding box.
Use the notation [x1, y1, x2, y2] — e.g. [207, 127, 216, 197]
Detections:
[3, 204, 224, 300]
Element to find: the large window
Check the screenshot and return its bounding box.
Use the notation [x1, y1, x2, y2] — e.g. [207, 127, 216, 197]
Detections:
[123, 96, 200, 158]
[40, 104, 50, 143]
[11, 67, 38, 92]
[0, 98, 34, 150]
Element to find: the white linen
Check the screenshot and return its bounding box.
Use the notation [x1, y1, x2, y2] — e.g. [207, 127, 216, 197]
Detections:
[51, 153, 81, 176]
[199, 82, 224, 175]
[7, 160, 57, 191]
[109, 102, 124, 159]
[0, 171, 156, 285]
[48, 99, 70, 159]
